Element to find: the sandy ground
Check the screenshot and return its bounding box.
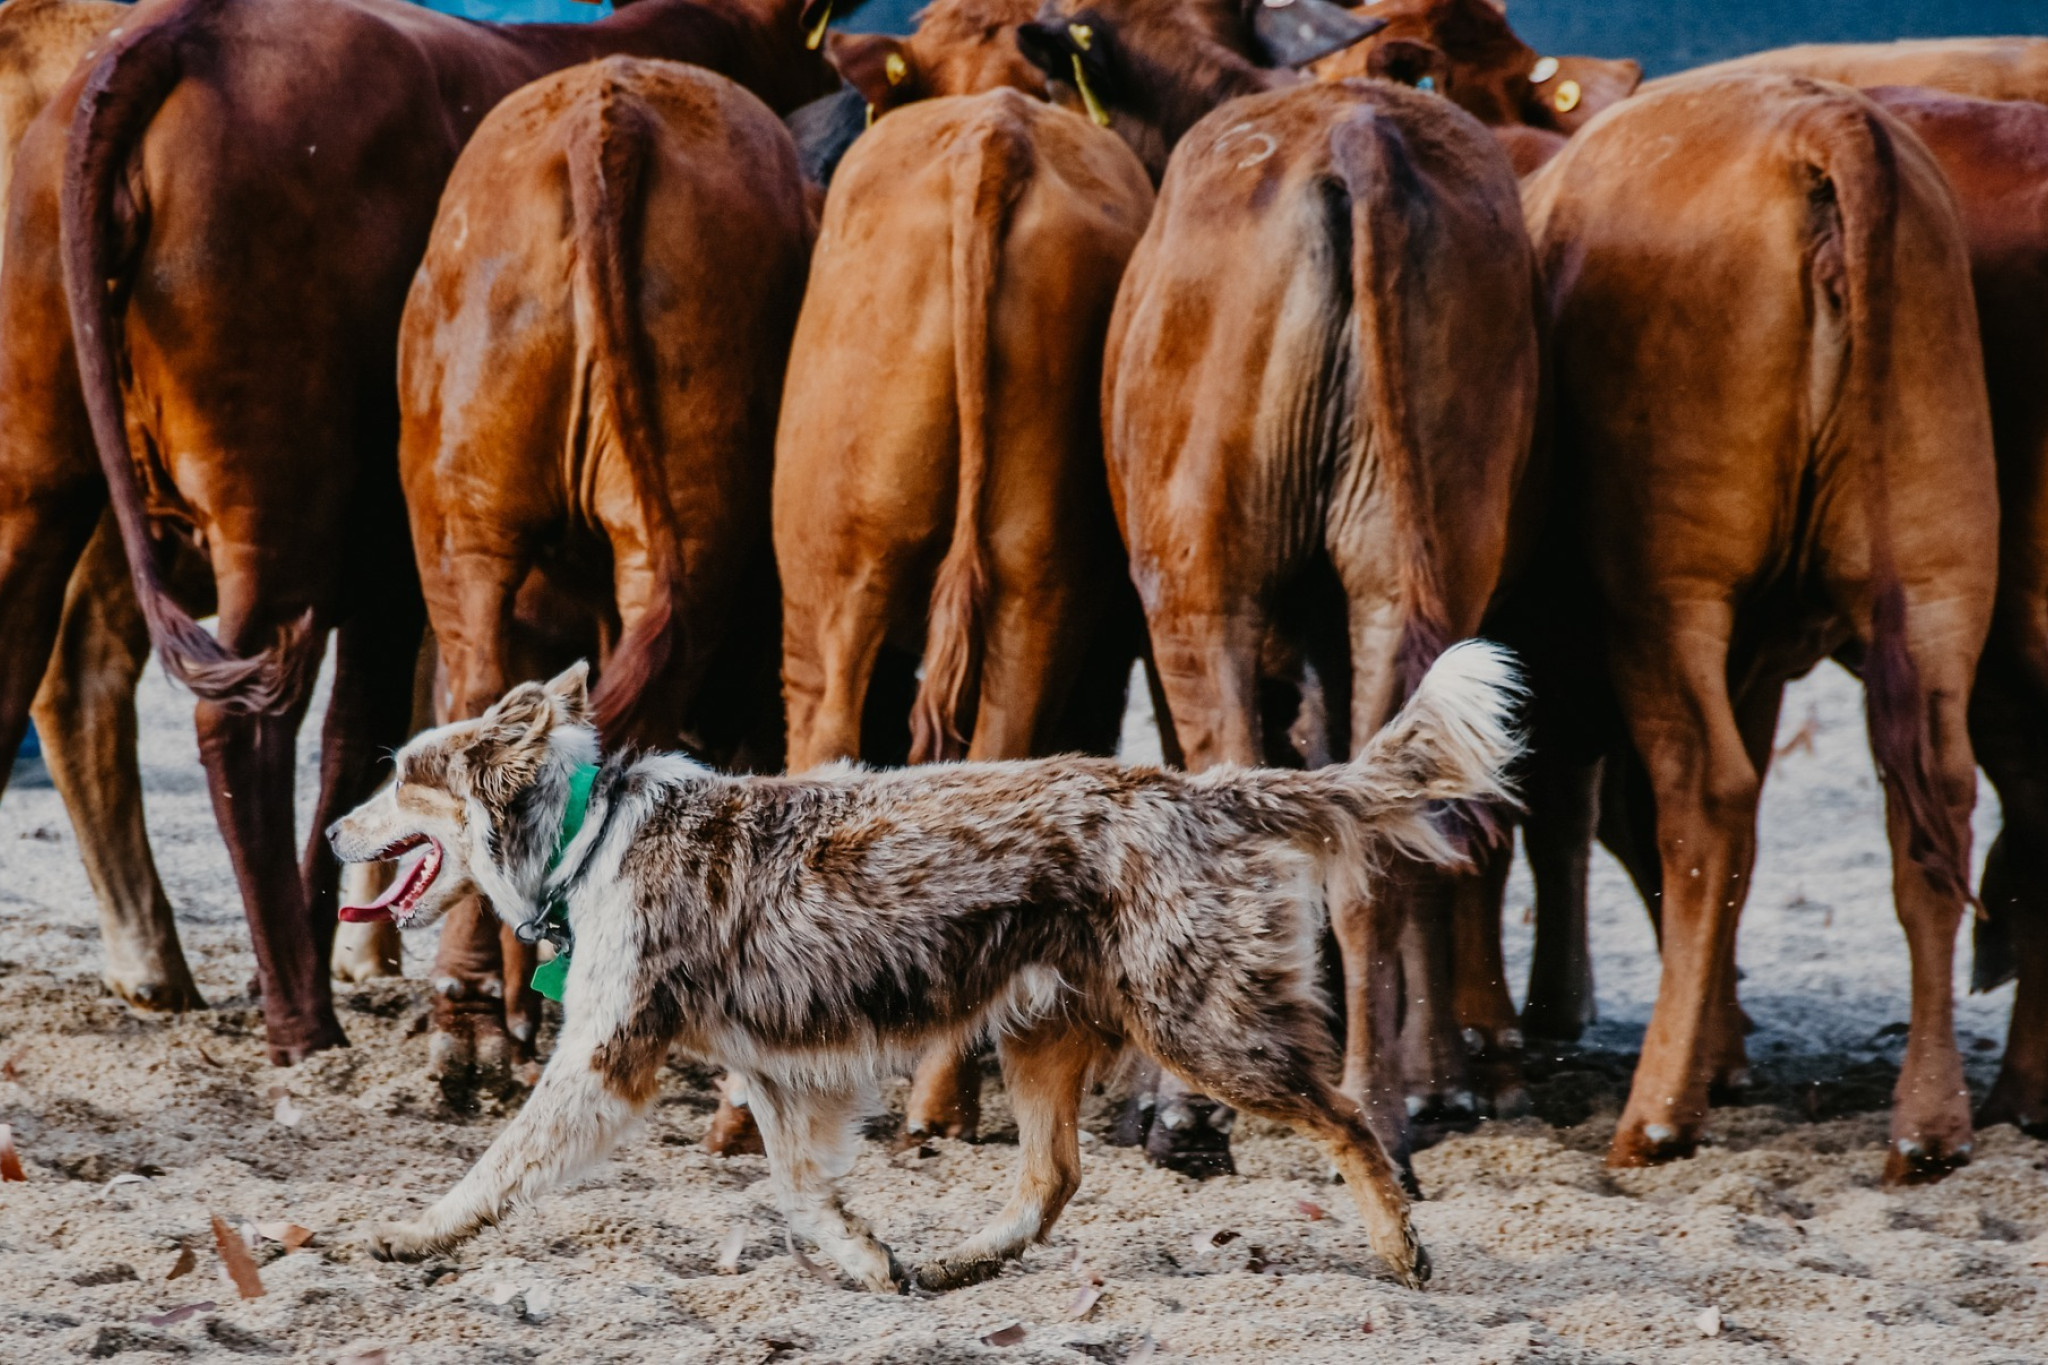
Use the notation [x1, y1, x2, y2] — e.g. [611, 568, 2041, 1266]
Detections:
[2, 657, 2044, 1364]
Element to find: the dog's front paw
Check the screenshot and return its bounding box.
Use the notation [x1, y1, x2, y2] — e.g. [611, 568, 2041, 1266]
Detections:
[364, 1220, 446, 1263]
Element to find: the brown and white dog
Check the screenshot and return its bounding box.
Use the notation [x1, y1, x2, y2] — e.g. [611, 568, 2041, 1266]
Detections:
[326, 644, 1524, 1291]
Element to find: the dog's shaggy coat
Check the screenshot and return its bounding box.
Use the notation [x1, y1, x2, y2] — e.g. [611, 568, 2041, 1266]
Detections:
[328, 643, 1523, 1291]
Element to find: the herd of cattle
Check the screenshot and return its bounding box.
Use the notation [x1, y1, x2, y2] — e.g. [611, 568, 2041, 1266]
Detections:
[0, 0, 2043, 1197]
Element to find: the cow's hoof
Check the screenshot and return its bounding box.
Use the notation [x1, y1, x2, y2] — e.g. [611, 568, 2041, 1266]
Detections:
[264, 1013, 349, 1068]
[1707, 1067, 1753, 1107]
[427, 984, 529, 1106]
[1975, 1078, 2048, 1141]
[1109, 1093, 1155, 1147]
[911, 1253, 1005, 1293]
[705, 1099, 765, 1157]
[105, 971, 207, 1014]
[1883, 1135, 1972, 1186]
[1396, 1233, 1432, 1290]
[1607, 1120, 1698, 1168]
[1519, 994, 1593, 1045]
[1143, 1093, 1236, 1178]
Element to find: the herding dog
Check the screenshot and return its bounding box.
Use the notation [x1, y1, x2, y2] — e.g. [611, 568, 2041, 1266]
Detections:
[326, 643, 1524, 1292]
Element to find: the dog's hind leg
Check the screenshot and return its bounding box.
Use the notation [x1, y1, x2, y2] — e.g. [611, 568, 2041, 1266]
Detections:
[363, 1016, 662, 1262]
[748, 1074, 905, 1293]
[913, 1021, 1103, 1292]
[1145, 1007, 1428, 1288]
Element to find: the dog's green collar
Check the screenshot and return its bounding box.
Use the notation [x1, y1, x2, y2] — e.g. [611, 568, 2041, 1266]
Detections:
[528, 762, 599, 1003]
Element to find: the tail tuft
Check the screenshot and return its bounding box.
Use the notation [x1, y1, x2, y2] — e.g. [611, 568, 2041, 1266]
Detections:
[1353, 639, 1525, 864]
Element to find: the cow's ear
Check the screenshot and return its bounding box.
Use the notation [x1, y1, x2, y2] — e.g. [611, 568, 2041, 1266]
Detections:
[1248, 0, 1386, 69]
[1016, 18, 1117, 126]
[1368, 36, 1451, 92]
[1530, 53, 1641, 131]
[830, 32, 920, 111]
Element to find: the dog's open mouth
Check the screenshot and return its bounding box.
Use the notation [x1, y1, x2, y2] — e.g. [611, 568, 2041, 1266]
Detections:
[339, 834, 443, 924]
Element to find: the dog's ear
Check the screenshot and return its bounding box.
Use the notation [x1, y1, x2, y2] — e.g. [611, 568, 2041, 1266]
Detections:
[544, 661, 592, 727]
[481, 681, 554, 751]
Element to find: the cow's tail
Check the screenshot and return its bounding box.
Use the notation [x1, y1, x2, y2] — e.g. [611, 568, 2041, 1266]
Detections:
[565, 71, 676, 743]
[1329, 110, 1453, 702]
[907, 100, 1033, 763]
[1806, 97, 1973, 904]
[1230, 642, 1524, 907]
[61, 11, 318, 714]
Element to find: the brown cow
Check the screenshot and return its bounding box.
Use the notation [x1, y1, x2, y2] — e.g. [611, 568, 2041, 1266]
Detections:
[1522, 72, 1997, 1180]
[0, 0, 838, 1065]
[1310, 0, 1640, 135]
[769, 88, 1152, 1145]
[1019, 0, 1539, 1172]
[0, 0, 213, 1012]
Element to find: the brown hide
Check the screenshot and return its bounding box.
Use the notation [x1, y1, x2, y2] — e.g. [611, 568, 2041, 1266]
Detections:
[1700, 37, 2048, 105]
[0, 0, 837, 1063]
[1310, 0, 1640, 133]
[400, 57, 804, 753]
[1104, 79, 1538, 1153]
[1860, 86, 2048, 1138]
[1522, 72, 1997, 1180]
[776, 89, 1149, 773]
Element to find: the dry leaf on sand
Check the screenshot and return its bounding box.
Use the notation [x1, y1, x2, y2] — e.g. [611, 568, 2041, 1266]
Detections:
[166, 1246, 197, 1281]
[0, 1125, 25, 1182]
[980, 1322, 1026, 1347]
[1067, 1285, 1103, 1320]
[210, 1215, 266, 1299]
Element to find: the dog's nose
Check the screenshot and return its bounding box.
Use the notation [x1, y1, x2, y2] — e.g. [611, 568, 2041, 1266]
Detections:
[324, 820, 345, 855]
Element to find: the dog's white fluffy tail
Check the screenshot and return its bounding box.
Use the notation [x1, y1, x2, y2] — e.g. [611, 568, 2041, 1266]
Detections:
[1302, 640, 1525, 879]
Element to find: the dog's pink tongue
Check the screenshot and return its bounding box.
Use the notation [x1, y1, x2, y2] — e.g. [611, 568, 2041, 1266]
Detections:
[338, 868, 410, 923]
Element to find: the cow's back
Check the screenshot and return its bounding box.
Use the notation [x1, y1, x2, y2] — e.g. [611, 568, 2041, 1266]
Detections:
[1523, 71, 1993, 634]
[1694, 37, 2048, 105]
[775, 91, 1151, 617]
[1107, 80, 1537, 679]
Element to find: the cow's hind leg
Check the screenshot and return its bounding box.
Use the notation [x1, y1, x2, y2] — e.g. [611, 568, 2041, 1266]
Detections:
[749, 1074, 904, 1292]
[1862, 597, 1983, 1183]
[1973, 644, 2048, 1138]
[32, 516, 203, 1011]
[914, 1022, 1103, 1291]
[1607, 604, 1757, 1167]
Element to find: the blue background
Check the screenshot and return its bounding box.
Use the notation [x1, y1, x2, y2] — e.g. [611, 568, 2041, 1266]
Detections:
[424, 0, 2041, 76]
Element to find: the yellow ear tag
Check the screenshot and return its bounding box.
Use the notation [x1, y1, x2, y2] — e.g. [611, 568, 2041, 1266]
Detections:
[865, 101, 875, 127]
[1071, 54, 1112, 126]
[804, 0, 832, 50]
[1553, 78, 1581, 113]
[1530, 55, 1559, 84]
[885, 51, 908, 85]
